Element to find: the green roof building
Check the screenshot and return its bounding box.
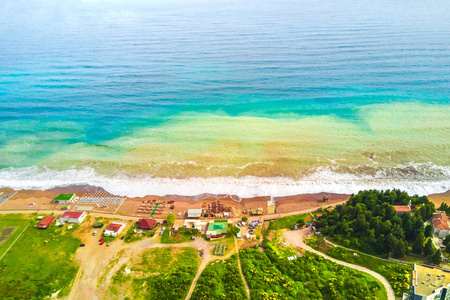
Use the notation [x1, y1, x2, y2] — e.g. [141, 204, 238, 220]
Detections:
[54, 193, 76, 204]
[206, 221, 228, 239]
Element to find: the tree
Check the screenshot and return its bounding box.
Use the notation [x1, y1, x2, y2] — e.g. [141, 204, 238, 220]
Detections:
[166, 212, 175, 226]
[424, 239, 434, 257]
[432, 250, 442, 265]
[412, 232, 424, 255]
[425, 224, 433, 238]
[241, 216, 248, 223]
[392, 239, 406, 258]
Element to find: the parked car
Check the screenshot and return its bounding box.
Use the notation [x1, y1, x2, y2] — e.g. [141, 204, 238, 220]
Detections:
[93, 230, 97, 236]
[100, 241, 104, 245]
[79, 244, 85, 247]
[150, 232, 155, 237]
[121, 236, 125, 240]
[107, 243, 111, 247]
[99, 238, 104, 242]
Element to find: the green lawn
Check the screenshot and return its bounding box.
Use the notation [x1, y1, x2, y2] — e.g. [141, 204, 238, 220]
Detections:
[191, 254, 247, 300]
[0, 214, 29, 258]
[307, 235, 412, 298]
[268, 213, 308, 230]
[107, 247, 200, 300]
[0, 214, 81, 299]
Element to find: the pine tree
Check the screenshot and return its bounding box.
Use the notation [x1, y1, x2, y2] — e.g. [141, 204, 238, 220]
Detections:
[424, 239, 434, 257]
[412, 232, 425, 255]
[392, 240, 406, 258]
[432, 250, 442, 265]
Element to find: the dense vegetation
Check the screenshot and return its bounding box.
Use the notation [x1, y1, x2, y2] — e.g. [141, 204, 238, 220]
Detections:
[0, 214, 80, 300]
[316, 190, 436, 259]
[307, 235, 412, 298]
[239, 225, 387, 300]
[191, 254, 247, 300]
[108, 247, 199, 300]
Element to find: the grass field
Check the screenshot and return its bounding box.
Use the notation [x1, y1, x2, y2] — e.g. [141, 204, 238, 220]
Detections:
[107, 247, 200, 300]
[307, 235, 412, 298]
[0, 214, 29, 258]
[160, 227, 194, 244]
[0, 214, 81, 299]
[191, 254, 247, 300]
[268, 213, 308, 230]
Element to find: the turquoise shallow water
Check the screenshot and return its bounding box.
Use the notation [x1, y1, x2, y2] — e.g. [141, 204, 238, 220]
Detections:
[0, 0, 449, 196]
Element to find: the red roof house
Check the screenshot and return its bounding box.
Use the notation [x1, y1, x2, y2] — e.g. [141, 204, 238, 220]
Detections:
[104, 223, 125, 237]
[433, 214, 450, 222]
[38, 216, 55, 229]
[137, 218, 157, 230]
[59, 211, 87, 223]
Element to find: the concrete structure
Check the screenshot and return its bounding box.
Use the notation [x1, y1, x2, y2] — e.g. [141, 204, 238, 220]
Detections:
[406, 263, 450, 300]
[137, 218, 157, 230]
[38, 216, 55, 229]
[184, 219, 207, 231]
[433, 214, 450, 239]
[59, 211, 86, 223]
[187, 209, 203, 218]
[104, 223, 125, 237]
[53, 193, 76, 204]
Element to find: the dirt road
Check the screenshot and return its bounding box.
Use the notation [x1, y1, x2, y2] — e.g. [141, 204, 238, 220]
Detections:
[284, 229, 395, 300]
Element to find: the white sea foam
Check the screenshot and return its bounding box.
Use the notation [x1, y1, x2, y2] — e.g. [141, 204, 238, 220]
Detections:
[0, 165, 449, 198]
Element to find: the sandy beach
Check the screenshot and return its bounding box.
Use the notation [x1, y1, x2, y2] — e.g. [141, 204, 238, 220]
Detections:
[2, 185, 449, 219]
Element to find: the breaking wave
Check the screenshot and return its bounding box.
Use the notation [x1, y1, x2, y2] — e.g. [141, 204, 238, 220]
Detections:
[0, 163, 449, 198]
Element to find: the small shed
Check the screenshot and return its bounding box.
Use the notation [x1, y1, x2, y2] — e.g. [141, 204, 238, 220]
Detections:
[104, 223, 126, 237]
[187, 209, 203, 218]
[38, 216, 55, 229]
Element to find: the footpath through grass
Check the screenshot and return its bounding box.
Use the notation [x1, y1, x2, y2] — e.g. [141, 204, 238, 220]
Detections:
[107, 247, 200, 300]
[307, 235, 412, 298]
[191, 254, 247, 300]
[0, 214, 81, 299]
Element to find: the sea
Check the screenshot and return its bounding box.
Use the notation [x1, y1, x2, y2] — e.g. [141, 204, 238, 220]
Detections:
[0, 0, 449, 198]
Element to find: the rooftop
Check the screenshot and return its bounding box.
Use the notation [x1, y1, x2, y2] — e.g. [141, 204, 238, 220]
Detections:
[207, 222, 228, 235]
[187, 209, 202, 218]
[60, 211, 84, 219]
[137, 218, 156, 229]
[434, 214, 450, 222]
[413, 264, 450, 296]
[38, 216, 55, 228]
[393, 205, 411, 212]
[106, 223, 125, 233]
[54, 193, 75, 201]
[433, 219, 450, 231]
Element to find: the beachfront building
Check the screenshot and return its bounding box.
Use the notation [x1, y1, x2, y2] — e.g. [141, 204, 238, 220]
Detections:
[59, 211, 86, 224]
[104, 223, 125, 237]
[38, 216, 55, 229]
[53, 193, 76, 204]
[137, 218, 157, 230]
[184, 219, 207, 232]
[405, 263, 450, 300]
[433, 214, 450, 239]
[187, 209, 203, 218]
[206, 220, 229, 239]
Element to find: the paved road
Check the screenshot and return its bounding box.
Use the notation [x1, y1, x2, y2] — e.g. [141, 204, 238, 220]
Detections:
[284, 229, 395, 300]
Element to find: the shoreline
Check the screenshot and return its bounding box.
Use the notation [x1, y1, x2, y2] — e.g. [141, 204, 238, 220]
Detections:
[1, 185, 450, 219]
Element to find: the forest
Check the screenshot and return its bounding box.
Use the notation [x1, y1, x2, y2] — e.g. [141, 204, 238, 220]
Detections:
[239, 226, 387, 299]
[316, 190, 440, 262]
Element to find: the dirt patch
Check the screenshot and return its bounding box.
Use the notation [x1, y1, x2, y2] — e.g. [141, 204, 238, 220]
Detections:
[0, 226, 18, 247]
